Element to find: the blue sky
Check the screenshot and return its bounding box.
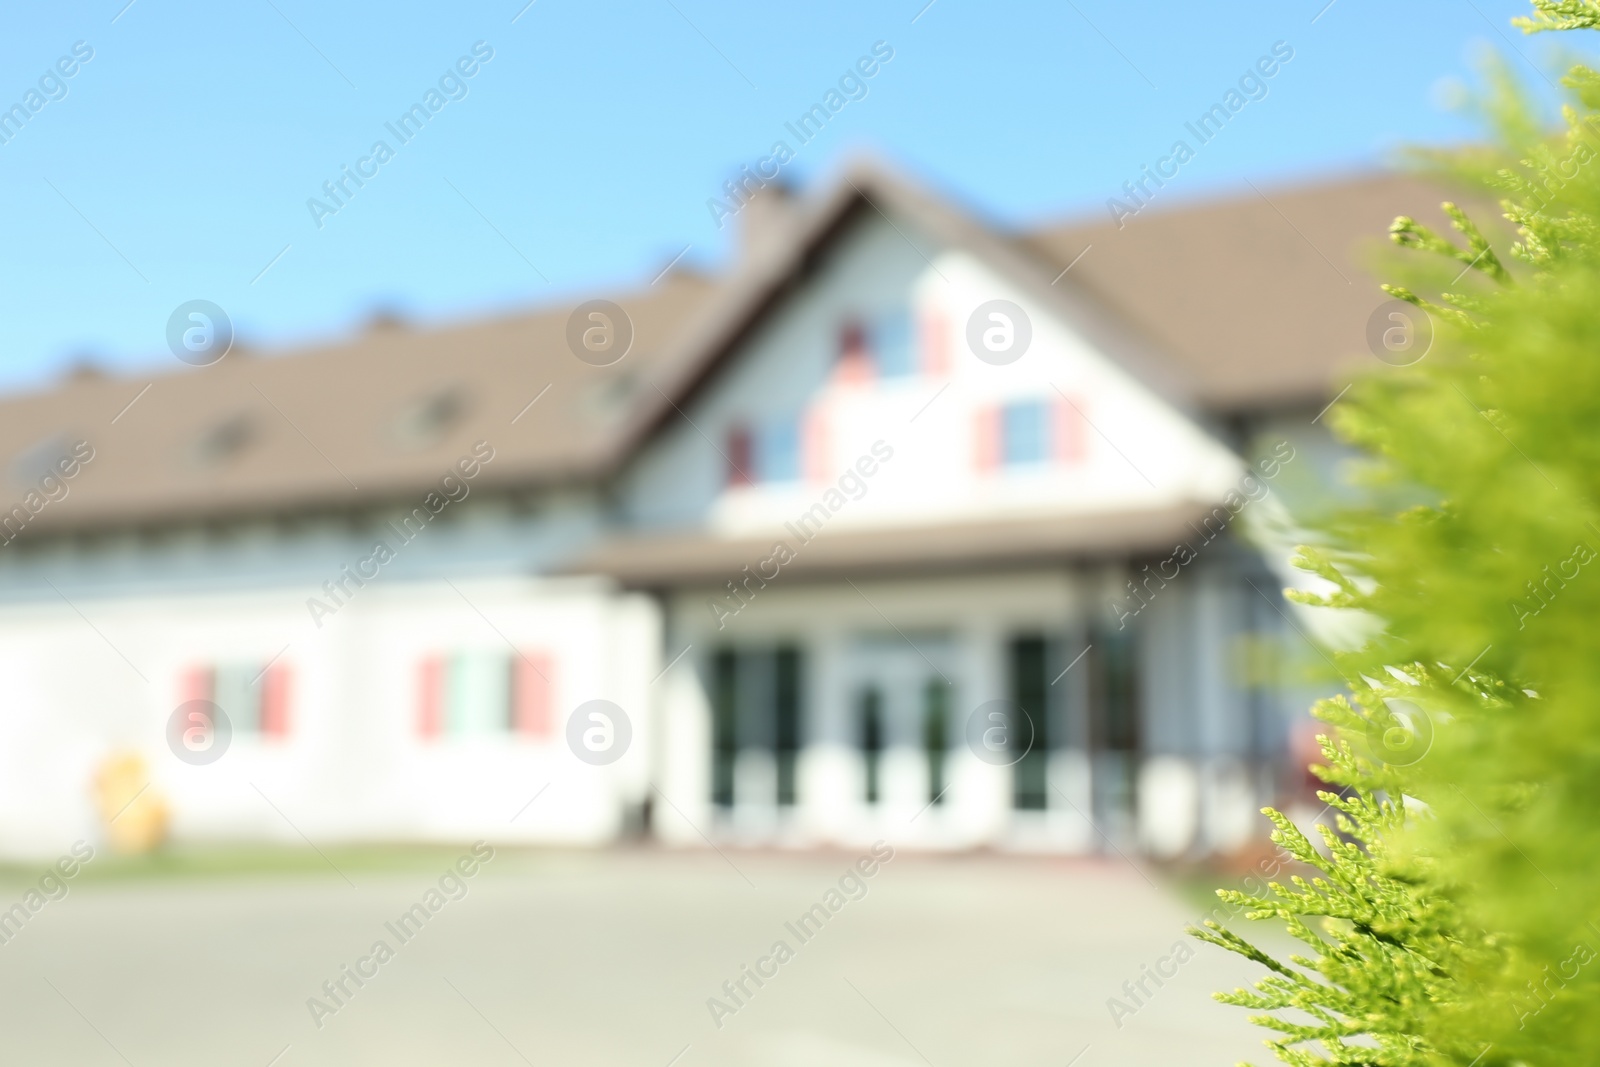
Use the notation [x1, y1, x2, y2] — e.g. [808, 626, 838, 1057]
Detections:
[0, 0, 1565, 392]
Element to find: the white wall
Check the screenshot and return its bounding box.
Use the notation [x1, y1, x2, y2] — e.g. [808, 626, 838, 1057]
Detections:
[0, 575, 655, 859]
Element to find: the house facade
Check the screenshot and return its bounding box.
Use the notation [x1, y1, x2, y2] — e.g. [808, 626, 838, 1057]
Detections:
[0, 162, 1431, 860]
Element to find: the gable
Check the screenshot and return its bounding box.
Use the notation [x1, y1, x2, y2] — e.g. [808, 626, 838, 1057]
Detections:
[614, 206, 1245, 546]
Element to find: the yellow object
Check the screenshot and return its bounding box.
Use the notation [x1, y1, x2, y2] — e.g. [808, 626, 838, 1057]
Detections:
[92, 752, 169, 854]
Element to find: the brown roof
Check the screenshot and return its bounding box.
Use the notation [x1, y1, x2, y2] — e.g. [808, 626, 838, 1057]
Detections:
[569, 504, 1221, 587]
[4, 271, 717, 532]
[0, 163, 1476, 535]
[1022, 172, 1484, 411]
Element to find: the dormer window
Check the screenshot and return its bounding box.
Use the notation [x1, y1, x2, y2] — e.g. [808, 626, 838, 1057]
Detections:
[391, 387, 467, 447]
[190, 414, 255, 468]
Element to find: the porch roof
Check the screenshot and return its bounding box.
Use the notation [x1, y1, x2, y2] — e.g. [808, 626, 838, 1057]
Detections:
[568, 503, 1224, 587]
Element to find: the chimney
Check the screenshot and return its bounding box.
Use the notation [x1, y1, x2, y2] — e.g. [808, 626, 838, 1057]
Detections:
[739, 181, 801, 268]
[63, 358, 104, 384]
[365, 305, 408, 333]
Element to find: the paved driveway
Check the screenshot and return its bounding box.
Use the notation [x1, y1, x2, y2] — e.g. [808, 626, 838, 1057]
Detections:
[0, 847, 1275, 1066]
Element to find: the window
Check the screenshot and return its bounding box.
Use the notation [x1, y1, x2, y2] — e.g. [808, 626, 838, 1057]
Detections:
[756, 419, 801, 483]
[975, 396, 1092, 472]
[711, 645, 806, 809]
[1009, 636, 1050, 810]
[391, 386, 468, 447]
[835, 309, 919, 382]
[859, 687, 884, 805]
[416, 650, 554, 740]
[726, 419, 804, 485]
[1087, 627, 1139, 828]
[190, 414, 255, 467]
[1001, 401, 1050, 465]
[711, 650, 738, 808]
[775, 648, 801, 806]
[183, 661, 291, 738]
[874, 308, 915, 378]
[1091, 629, 1139, 754]
[923, 679, 949, 805]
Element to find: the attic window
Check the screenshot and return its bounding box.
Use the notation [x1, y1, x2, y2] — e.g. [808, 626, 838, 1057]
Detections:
[392, 387, 467, 447]
[190, 414, 256, 467]
[11, 434, 79, 486]
[583, 370, 641, 420]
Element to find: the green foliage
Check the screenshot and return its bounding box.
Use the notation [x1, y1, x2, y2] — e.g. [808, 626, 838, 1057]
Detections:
[1516, 1, 1600, 33]
[1189, 720, 1491, 1067]
[1197, 7, 1600, 1065]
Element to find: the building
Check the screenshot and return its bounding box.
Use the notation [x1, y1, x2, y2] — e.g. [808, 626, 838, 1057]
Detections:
[0, 161, 1440, 859]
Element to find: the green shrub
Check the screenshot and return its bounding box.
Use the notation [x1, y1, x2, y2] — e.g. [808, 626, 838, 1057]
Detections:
[1197, 4, 1600, 1063]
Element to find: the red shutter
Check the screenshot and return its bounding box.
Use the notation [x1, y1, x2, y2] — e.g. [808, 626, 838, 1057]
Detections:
[973, 406, 999, 471]
[417, 656, 444, 739]
[183, 665, 214, 704]
[259, 662, 292, 738]
[920, 310, 949, 376]
[836, 320, 873, 385]
[802, 408, 829, 483]
[726, 425, 753, 486]
[1055, 395, 1089, 463]
[512, 651, 554, 738]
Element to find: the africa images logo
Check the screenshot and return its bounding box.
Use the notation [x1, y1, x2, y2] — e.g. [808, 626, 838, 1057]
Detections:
[566, 700, 631, 765]
[167, 699, 232, 765]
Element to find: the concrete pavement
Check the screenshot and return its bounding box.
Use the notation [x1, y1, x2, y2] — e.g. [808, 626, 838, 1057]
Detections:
[0, 847, 1277, 1066]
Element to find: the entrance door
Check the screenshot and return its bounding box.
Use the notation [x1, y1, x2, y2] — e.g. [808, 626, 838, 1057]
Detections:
[842, 635, 956, 817]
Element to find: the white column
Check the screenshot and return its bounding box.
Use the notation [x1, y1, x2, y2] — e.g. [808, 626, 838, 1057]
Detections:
[951, 615, 1008, 845]
[799, 627, 854, 843]
[656, 648, 713, 846]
